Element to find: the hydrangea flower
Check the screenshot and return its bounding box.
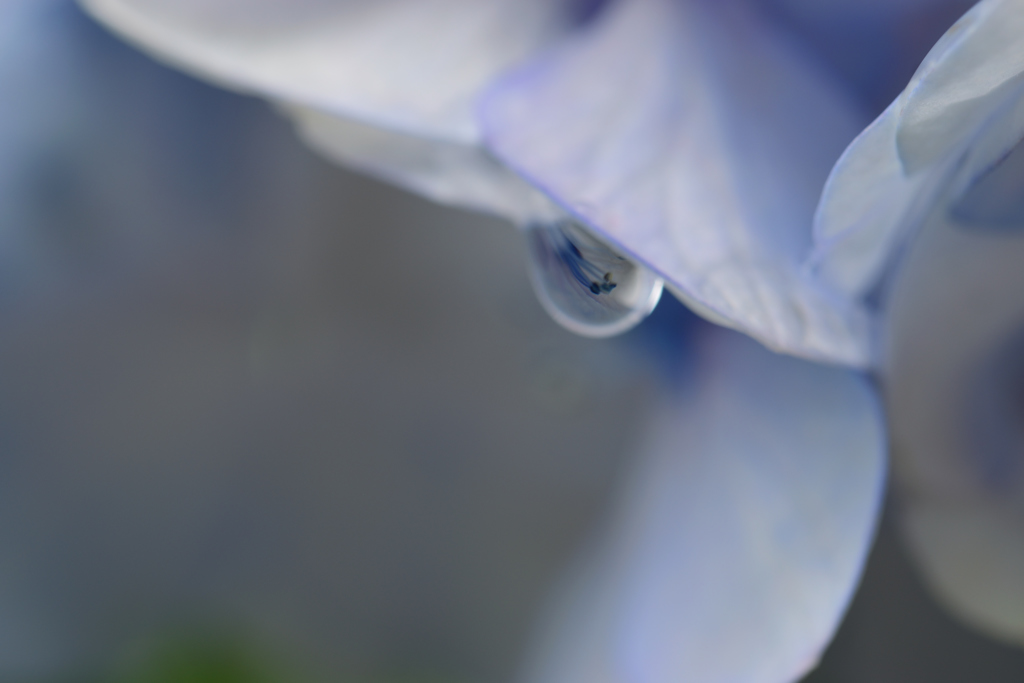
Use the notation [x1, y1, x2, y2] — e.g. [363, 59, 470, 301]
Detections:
[35, 0, 1024, 681]
[816, 0, 1024, 646]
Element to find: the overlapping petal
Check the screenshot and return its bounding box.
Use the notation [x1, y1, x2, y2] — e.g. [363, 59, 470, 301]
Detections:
[810, 102, 935, 295]
[815, 0, 1024, 645]
[813, 0, 1024, 297]
[481, 0, 871, 366]
[81, 0, 579, 141]
[80, 0, 591, 220]
[897, 0, 1024, 172]
[523, 325, 886, 683]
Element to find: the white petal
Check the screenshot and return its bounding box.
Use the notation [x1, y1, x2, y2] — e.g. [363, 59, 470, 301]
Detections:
[80, 0, 577, 142]
[810, 102, 933, 295]
[282, 104, 562, 223]
[482, 0, 871, 366]
[897, 0, 1024, 173]
[884, 160, 1024, 644]
[811, 0, 1024, 298]
[78, 0, 581, 218]
[524, 326, 886, 683]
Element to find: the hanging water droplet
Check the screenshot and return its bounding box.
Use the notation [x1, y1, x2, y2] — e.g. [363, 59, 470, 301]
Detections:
[524, 220, 663, 338]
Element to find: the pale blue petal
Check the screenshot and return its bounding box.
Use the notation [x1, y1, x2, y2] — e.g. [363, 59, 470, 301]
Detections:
[884, 147, 1024, 644]
[80, 0, 578, 143]
[813, 0, 1024, 297]
[810, 103, 933, 295]
[524, 326, 886, 683]
[78, 0, 584, 219]
[280, 104, 562, 224]
[812, 0, 1024, 643]
[897, 0, 1024, 173]
[482, 0, 872, 366]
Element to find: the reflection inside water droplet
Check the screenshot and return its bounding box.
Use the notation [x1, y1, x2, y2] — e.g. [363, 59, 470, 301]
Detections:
[525, 220, 663, 338]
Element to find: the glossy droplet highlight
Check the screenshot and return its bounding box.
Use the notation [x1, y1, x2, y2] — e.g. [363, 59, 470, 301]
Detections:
[525, 220, 663, 337]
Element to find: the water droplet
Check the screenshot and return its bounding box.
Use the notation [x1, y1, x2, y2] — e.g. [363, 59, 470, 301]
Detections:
[525, 220, 663, 338]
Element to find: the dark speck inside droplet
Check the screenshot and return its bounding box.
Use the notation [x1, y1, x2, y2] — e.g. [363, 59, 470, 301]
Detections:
[523, 219, 663, 338]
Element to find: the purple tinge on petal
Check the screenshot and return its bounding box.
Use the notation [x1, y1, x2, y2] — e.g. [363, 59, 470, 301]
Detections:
[77, 0, 590, 220]
[896, 0, 1024, 174]
[810, 0, 1024, 645]
[812, 0, 1024, 300]
[523, 325, 886, 683]
[80, 0, 584, 143]
[481, 0, 872, 366]
[810, 101, 936, 296]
